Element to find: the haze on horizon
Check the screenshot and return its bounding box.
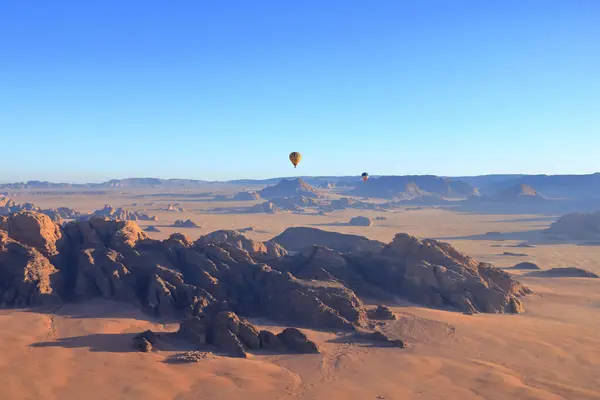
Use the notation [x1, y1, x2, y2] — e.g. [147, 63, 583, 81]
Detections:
[1, 1, 599, 183]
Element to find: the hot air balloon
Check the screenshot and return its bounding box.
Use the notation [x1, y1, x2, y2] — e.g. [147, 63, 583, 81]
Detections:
[361, 172, 369, 181]
[289, 152, 301, 168]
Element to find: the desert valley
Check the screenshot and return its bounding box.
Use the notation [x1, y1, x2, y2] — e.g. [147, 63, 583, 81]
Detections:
[1, 174, 599, 400]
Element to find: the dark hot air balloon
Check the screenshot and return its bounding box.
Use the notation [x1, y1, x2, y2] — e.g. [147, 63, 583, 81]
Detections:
[361, 172, 369, 181]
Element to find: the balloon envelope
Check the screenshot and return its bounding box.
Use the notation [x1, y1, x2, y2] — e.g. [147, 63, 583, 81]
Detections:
[289, 152, 301, 168]
[361, 172, 369, 181]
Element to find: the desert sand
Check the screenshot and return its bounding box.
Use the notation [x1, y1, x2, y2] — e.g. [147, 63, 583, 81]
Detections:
[1, 187, 599, 400]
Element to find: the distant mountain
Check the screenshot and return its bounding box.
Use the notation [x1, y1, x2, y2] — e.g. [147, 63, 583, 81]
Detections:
[545, 211, 600, 240]
[258, 178, 322, 199]
[351, 176, 475, 199]
[490, 184, 546, 202]
[459, 173, 600, 198]
[99, 178, 210, 187]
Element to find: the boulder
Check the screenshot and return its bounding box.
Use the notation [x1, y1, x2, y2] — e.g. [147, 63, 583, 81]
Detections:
[367, 305, 397, 320]
[277, 328, 319, 354]
[512, 262, 540, 270]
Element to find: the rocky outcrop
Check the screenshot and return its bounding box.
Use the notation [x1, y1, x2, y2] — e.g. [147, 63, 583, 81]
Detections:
[171, 312, 319, 357]
[199, 230, 287, 258]
[351, 176, 469, 199]
[81, 205, 158, 222]
[512, 262, 540, 270]
[492, 184, 545, 202]
[367, 305, 396, 320]
[246, 201, 280, 214]
[0, 196, 80, 223]
[530, 267, 598, 278]
[0, 229, 62, 307]
[173, 219, 199, 228]
[0, 212, 63, 257]
[233, 191, 261, 201]
[144, 226, 161, 232]
[349, 216, 372, 226]
[272, 227, 385, 253]
[259, 178, 321, 199]
[271, 196, 319, 211]
[162, 204, 186, 212]
[0, 213, 529, 331]
[546, 211, 600, 240]
[280, 233, 529, 314]
[329, 198, 388, 211]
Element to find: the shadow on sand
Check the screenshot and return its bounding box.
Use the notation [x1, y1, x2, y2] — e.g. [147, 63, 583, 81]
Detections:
[326, 333, 405, 348]
[30, 333, 139, 353]
[433, 229, 584, 246]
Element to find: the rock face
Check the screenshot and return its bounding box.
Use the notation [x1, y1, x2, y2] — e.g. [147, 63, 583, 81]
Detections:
[349, 216, 372, 227]
[272, 227, 385, 253]
[281, 233, 530, 314]
[0, 212, 63, 257]
[81, 205, 158, 222]
[259, 178, 321, 200]
[546, 211, 600, 240]
[0, 229, 62, 307]
[173, 219, 199, 228]
[199, 230, 287, 258]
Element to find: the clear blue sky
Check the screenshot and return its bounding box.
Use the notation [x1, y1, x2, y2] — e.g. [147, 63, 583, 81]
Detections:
[1, 1, 599, 183]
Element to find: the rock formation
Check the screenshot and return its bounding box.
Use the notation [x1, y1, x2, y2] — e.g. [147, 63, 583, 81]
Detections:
[0, 213, 530, 337]
[351, 176, 474, 199]
[162, 204, 186, 212]
[246, 201, 280, 214]
[546, 211, 600, 240]
[328, 197, 388, 211]
[271, 195, 319, 211]
[135, 311, 320, 358]
[0, 196, 80, 222]
[258, 178, 321, 199]
[233, 191, 261, 201]
[173, 219, 199, 228]
[530, 267, 598, 278]
[81, 205, 158, 222]
[278, 233, 530, 314]
[144, 226, 161, 232]
[512, 262, 540, 270]
[367, 305, 397, 320]
[198, 230, 287, 258]
[474, 184, 547, 203]
[349, 216, 373, 227]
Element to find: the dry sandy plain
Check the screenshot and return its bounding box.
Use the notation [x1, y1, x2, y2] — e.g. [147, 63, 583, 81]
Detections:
[1, 188, 599, 400]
